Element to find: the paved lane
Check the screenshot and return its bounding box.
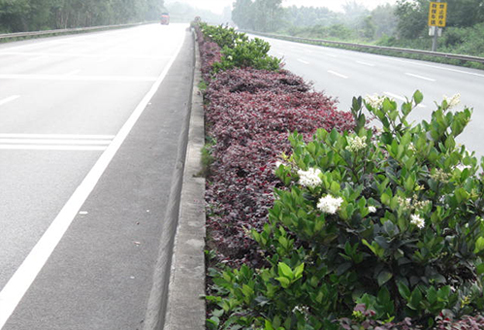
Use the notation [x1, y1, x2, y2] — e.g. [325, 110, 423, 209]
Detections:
[260, 36, 484, 158]
[0, 23, 189, 329]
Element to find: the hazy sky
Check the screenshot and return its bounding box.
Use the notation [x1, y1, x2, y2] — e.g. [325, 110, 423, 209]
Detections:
[165, 0, 398, 14]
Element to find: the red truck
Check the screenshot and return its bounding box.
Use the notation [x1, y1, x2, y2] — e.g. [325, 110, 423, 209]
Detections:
[161, 13, 170, 25]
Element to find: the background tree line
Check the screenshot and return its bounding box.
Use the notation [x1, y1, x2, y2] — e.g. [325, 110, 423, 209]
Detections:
[0, 0, 166, 33]
[232, 0, 484, 56]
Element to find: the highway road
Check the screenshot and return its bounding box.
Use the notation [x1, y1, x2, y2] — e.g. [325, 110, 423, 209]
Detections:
[0, 23, 192, 329]
[260, 36, 484, 159]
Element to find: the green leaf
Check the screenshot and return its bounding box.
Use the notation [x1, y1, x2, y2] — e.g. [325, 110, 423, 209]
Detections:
[276, 276, 290, 288]
[398, 281, 411, 299]
[474, 237, 484, 254]
[408, 288, 423, 310]
[377, 270, 393, 286]
[413, 90, 423, 105]
[277, 262, 293, 280]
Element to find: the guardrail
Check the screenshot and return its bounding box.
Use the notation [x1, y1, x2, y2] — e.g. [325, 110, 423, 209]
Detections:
[0, 22, 146, 40]
[242, 30, 484, 65]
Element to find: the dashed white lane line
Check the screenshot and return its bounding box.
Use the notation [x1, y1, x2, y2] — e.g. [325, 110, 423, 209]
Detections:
[405, 72, 436, 82]
[384, 91, 406, 101]
[0, 31, 185, 329]
[328, 70, 348, 79]
[0, 95, 20, 107]
[384, 92, 427, 108]
[326, 53, 338, 58]
[297, 58, 310, 64]
[356, 60, 375, 67]
[0, 134, 114, 151]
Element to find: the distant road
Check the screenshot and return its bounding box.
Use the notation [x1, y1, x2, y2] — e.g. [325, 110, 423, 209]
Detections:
[258, 35, 484, 159]
[0, 23, 191, 329]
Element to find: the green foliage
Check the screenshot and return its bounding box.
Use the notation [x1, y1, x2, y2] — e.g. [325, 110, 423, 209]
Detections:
[200, 23, 281, 72]
[206, 91, 484, 329]
[0, 0, 165, 32]
[232, 0, 283, 32]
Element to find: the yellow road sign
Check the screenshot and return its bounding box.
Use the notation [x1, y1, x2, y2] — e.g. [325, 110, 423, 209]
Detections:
[428, 2, 447, 27]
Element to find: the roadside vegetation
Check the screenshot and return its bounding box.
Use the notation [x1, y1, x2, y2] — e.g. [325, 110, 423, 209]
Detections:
[0, 0, 166, 33]
[195, 21, 484, 330]
[232, 0, 484, 64]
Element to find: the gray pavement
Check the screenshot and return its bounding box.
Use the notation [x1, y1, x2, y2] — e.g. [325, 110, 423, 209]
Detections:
[2, 28, 204, 330]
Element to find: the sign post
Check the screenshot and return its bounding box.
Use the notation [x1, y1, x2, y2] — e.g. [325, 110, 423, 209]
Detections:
[428, 1, 447, 51]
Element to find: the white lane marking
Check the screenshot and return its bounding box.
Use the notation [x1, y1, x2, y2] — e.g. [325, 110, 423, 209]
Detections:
[0, 52, 169, 60]
[356, 60, 375, 67]
[0, 134, 113, 151]
[384, 92, 406, 101]
[405, 73, 436, 82]
[391, 58, 484, 78]
[0, 31, 185, 329]
[297, 59, 310, 65]
[0, 145, 107, 151]
[326, 53, 338, 58]
[64, 70, 81, 76]
[384, 92, 426, 108]
[0, 139, 111, 145]
[328, 70, 348, 79]
[0, 134, 115, 139]
[0, 74, 157, 82]
[0, 95, 20, 107]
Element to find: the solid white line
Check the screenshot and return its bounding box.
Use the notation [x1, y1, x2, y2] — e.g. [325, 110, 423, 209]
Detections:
[328, 70, 348, 79]
[391, 58, 484, 78]
[0, 95, 20, 107]
[0, 145, 107, 151]
[0, 134, 115, 139]
[0, 139, 111, 145]
[405, 72, 436, 82]
[0, 31, 185, 328]
[0, 74, 157, 82]
[297, 59, 310, 64]
[326, 53, 338, 58]
[356, 60, 375, 67]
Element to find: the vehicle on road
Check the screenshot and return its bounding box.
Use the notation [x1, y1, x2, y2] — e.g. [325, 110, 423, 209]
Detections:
[161, 12, 170, 25]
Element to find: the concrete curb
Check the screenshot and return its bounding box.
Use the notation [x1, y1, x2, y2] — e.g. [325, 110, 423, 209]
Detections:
[163, 29, 206, 330]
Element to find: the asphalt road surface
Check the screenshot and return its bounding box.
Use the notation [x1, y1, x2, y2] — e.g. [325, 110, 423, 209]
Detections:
[0, 23, 192, 330]
[260, 36, 484, 159]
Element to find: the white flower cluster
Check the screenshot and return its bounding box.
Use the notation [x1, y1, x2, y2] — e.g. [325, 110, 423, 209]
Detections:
[410, 214, 425, 229]
[297, 168, 322, 188]
[456, 163, 472, 171]
[368, 206, 377, 213]
[346, 136, 368, 152]
[365, 94, 386, 109]
[317, 194, 343, 214]
[443, 93, 461, 109]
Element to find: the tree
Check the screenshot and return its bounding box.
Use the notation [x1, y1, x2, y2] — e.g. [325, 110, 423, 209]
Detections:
[0, 0, 165, 32]
[232, 0, 255, 29]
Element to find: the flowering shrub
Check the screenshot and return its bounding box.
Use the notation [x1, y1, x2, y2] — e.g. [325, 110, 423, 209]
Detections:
[198, 23, 281, 73]
[204, 68, 355, 264]
[206, 91, 484, 329]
